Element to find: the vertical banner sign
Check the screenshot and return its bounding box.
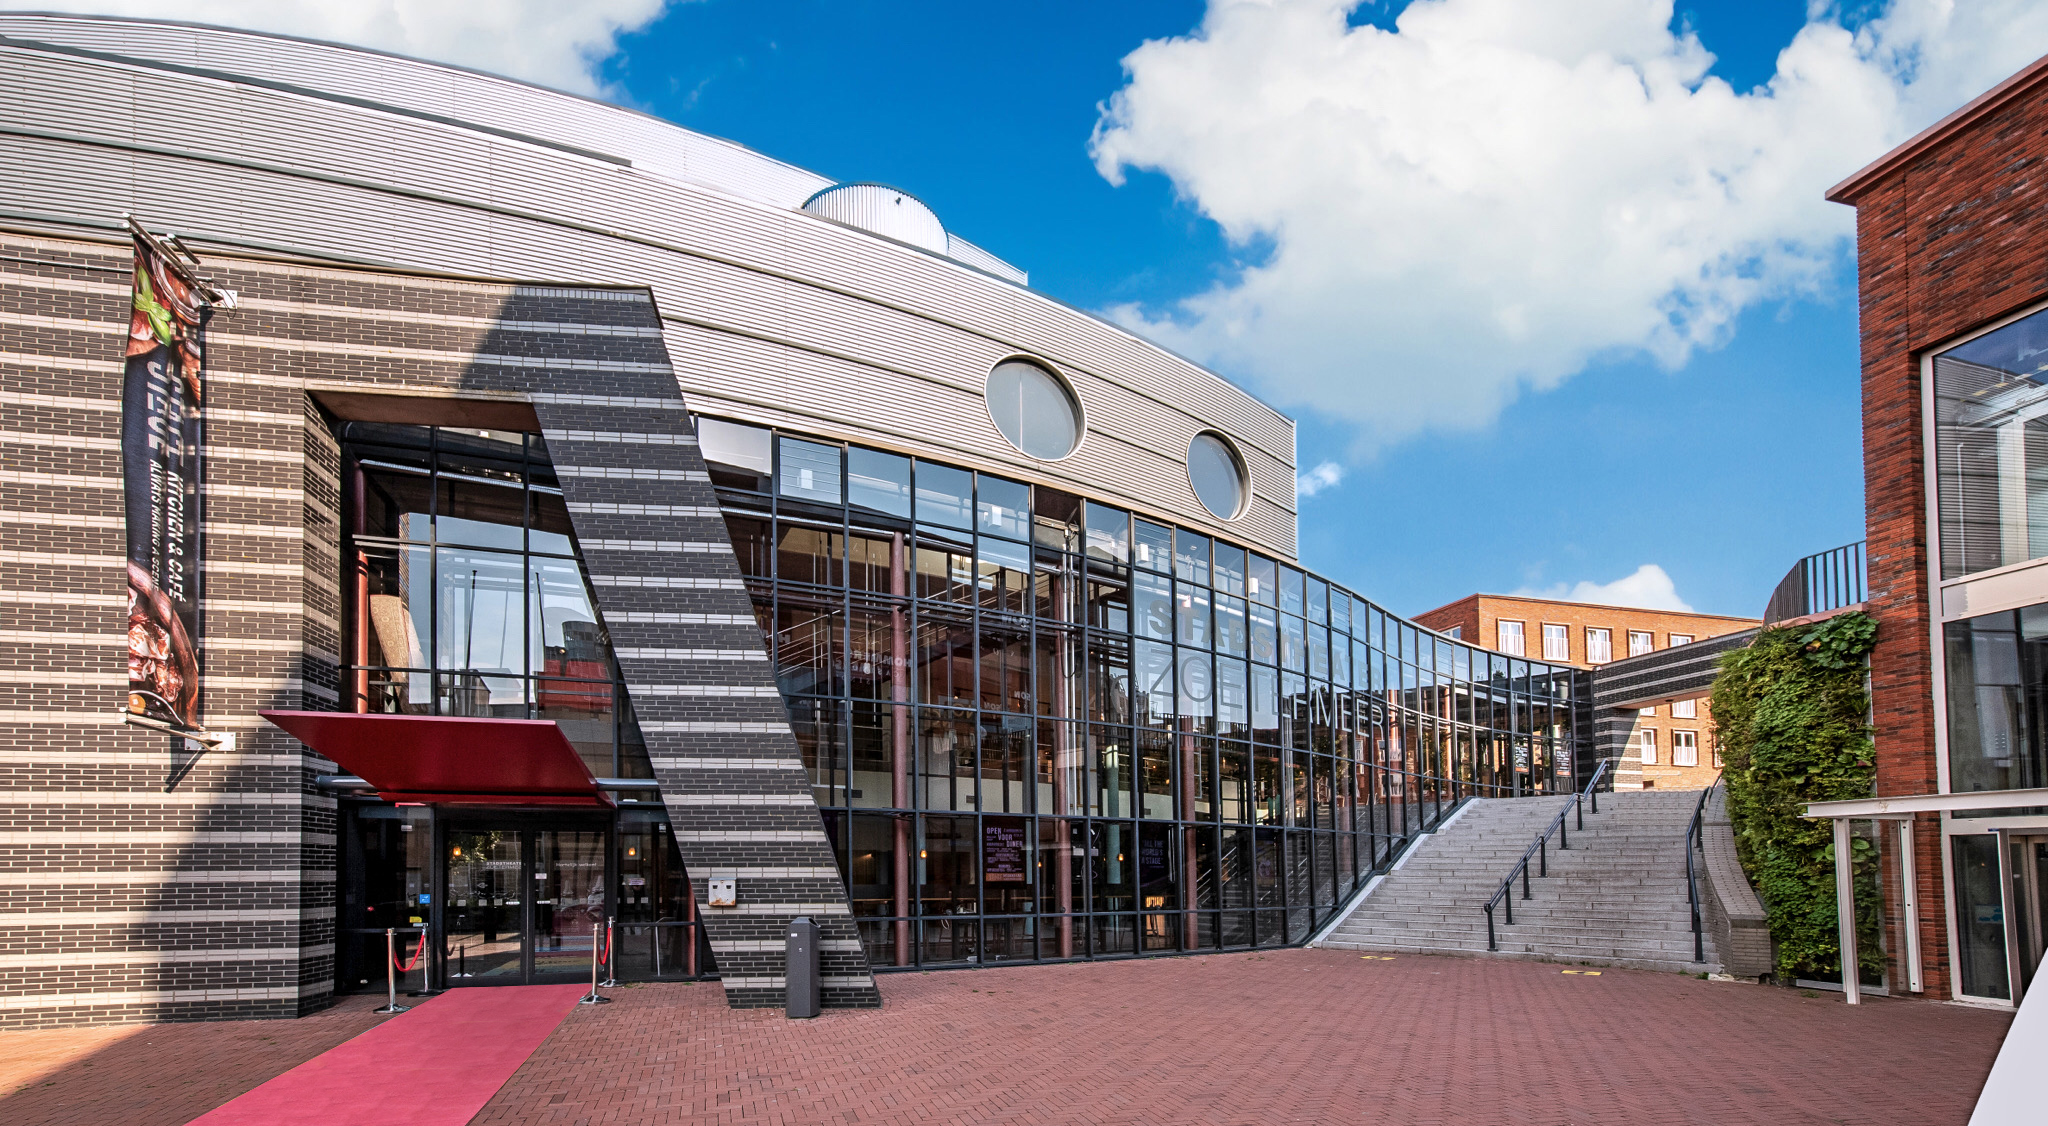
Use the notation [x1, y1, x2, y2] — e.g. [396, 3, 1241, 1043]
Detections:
[122, 227, 212, 735]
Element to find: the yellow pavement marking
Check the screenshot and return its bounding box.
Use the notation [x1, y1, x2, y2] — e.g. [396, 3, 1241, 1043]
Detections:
[1561, 970, 1602, 976]
[1359, 955, 1396, 961]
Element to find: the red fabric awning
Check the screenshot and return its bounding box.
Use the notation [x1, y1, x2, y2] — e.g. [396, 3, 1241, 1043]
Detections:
[260, 711, 614, 807]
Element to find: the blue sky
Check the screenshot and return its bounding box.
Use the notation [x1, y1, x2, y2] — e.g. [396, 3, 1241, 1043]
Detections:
[64, 0, 2047, 618]
[592, 0, 1867, 618]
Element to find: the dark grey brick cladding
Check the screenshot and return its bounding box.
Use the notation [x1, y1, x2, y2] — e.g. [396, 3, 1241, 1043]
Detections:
[1584, 629, 1757, 778]
[0, 228, 874, 1025]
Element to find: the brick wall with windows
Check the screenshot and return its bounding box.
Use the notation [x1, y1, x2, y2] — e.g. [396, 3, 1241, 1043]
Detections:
[1827, 52, 2048, 1003]
[1414, 594, 1756, 790]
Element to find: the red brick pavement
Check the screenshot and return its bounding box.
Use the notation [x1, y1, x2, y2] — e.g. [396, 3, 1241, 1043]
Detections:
[0, 995, 390, 1126]
[0, 951, 2013, 1126]
[477, 948, 2009, 1126]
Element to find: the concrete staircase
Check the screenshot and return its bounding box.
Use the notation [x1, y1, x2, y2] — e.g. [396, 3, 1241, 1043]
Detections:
[1317, 791, 1722, 974]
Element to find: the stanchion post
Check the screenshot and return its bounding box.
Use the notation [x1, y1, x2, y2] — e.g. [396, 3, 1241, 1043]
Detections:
[374, 928, 410, 1014]
[599, 916, 618, 988]
[579, 921, 611, 1005]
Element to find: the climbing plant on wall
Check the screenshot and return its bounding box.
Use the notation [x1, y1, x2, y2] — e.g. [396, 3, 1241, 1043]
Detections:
[1710, 611, 1883, 983]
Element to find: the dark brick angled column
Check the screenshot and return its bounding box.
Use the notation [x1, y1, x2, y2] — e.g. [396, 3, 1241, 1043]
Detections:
[531, 392, 881, 1010]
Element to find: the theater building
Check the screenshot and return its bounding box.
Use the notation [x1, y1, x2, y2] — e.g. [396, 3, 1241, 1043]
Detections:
[0, 14, 1585, 1027]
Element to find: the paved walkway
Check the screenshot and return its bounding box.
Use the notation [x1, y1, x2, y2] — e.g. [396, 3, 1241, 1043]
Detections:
[479, 949, 2005, 1126]
[0, 949, 2014, 1126]
[0, 995, 390, 1126]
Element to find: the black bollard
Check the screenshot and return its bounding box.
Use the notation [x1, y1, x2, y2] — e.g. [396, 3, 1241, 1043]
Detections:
[786, 916, 820, 1019]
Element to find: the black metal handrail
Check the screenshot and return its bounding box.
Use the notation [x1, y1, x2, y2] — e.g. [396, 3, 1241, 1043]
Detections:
[1481, 759, 1610, 951]
[1684, 780, 1716, 964]
[1761, 541, 1865, 625]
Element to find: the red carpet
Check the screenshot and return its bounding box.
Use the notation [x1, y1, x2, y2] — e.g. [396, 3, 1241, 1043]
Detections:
[187, 985, 586, 1125]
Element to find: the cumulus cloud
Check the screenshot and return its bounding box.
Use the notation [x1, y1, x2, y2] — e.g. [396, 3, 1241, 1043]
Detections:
[1092, 0, 2048, 447]
[1296, 460, 1344, 497]
[1515, 563, 1693, 612]
[35, 0, 674, 94]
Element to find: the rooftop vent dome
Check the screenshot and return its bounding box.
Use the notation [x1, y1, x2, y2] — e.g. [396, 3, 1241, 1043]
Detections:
[801, 183, 948, 254]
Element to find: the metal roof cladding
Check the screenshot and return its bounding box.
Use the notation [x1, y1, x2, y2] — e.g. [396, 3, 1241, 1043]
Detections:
[801, 183, 950, 255]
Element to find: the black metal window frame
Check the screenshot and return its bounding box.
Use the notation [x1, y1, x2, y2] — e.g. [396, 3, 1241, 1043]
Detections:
[708, 417, 1585, 970]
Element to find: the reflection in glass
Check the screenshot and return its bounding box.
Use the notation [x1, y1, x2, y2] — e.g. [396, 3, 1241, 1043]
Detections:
[1187, 431, 1245, 520]
[1935, 306, 2048, 578]
[915, 462, 973, 529]
[694, 418, 1585, 969]
[849, 447, 912, 517]
[986, 359, 1082, 460]
[1945, 604, 2048, 793]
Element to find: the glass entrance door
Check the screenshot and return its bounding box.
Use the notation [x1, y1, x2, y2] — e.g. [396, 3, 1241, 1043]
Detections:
[446, 829, 525, 982]
[532, 829, 606, 980]
[2010, 834, 2048, 998]
[443, 824, 608, 985]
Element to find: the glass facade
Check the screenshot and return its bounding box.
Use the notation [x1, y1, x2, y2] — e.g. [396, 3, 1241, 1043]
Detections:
[340, 423, 653, 780]
[335, 424, 704, 992]
[1934, 305, 2048, 580]
[703, 417, 1584, 969]
[1945, 604, 2048, 795]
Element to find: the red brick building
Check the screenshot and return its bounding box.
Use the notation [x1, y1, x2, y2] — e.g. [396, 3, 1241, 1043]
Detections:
[1414, 595, 1756, 790]
[1826, 51, 2048, 1005]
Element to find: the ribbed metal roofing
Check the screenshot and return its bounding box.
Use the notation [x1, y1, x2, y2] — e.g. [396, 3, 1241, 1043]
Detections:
[801, 183, 948, 255]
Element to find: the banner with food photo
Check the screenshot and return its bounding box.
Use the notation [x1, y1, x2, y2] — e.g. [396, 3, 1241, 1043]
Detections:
[121, 223, 221, 735]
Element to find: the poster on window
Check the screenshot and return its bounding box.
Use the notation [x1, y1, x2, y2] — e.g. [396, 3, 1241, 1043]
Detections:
[983, 819, 1028, 883]
[121, 223, 229, 736]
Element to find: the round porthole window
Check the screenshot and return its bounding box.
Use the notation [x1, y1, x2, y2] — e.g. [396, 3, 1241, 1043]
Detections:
[985, 358, 1082, 460]
[1187, 431, 1247, 520]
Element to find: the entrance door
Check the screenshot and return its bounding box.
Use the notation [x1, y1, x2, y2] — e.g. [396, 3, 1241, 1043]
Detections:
[531, 828, 606, 981]
[443, 825, 607, 985]
[2009, 834, 2048, 998]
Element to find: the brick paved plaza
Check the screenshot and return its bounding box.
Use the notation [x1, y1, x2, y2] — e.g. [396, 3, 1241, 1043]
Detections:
[0, 950, 2012, 1126]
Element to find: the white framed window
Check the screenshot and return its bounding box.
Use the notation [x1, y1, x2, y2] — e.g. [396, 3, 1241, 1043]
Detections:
[1497, 620, 1526, 656]
[1713, 743, 1724, 769]
[1673, 730, 1699, 767]
[1672, 697, 1697, 719]
[1447, 625, 1462, 639]
[1669, 632, 1693, 647]
[1639, 728, 1658, 764]
[1640, 705, 1657, 717]
[1587, 627, 1613, 664]
[1628, 630, 1654, 657]
[1542, 623, 1569, 661]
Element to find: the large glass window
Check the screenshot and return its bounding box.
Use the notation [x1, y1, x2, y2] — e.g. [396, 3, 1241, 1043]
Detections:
[1935, 305, 2048, 579]
[695, 415, 1583, 970]
[343, 424, 646, 779]
[1945, 604, 2048, 793]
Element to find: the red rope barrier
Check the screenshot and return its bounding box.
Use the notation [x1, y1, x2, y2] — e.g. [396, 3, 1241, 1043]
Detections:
[599, 920, 612, 965]
[394, 931, 427, 974]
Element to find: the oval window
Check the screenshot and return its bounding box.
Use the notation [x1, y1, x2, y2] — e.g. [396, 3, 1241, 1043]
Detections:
[986, 359, 1081, 460]
[1187, 432, 1247, 520]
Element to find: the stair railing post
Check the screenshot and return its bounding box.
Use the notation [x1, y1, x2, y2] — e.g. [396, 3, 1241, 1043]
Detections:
[1521, 854, 1532, 900]
[1486, 903, 1497, 951]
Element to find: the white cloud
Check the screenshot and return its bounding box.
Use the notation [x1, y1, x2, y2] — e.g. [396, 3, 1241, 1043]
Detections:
[1296, 460, 1344, 497]
[1514, 563, 1692, 612]
[1091, 0, 2048, 448]
[37, 1, 674, 95]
